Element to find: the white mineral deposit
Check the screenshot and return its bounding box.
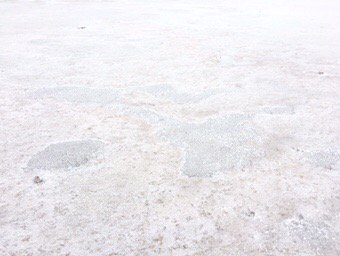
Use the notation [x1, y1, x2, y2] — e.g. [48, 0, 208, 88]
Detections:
[0, 0, 339, 255]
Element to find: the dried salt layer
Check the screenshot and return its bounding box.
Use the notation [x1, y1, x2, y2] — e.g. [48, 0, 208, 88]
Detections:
[27, 140, 104, 169]
[1, 0, 339, 254]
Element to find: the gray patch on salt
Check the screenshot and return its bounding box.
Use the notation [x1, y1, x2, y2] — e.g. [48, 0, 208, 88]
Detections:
[284, 217, 336, 253]
[27, 140, 104, 169]
[262, 105, 295, 115]
[114, 106, 271, 177]
[34, 84, 224, 106]
[305, 150, 339, 170]
[144, 84, 223, 104]
[162, 114, 268, 177]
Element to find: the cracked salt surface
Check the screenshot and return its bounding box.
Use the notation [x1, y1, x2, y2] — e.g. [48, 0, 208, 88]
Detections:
[34, 85, 271, 177]
[31, 83, 340, 177]
[37, 84, 340, 178]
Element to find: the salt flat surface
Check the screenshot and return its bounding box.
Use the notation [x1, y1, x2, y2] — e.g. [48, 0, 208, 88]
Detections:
[0, 0, 339, 255]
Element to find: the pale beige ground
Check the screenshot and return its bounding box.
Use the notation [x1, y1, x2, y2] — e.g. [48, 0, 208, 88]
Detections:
[0, 0, 339, 255]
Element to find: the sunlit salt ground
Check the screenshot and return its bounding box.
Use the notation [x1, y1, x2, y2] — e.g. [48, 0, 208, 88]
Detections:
[0, 0, 339, 255]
